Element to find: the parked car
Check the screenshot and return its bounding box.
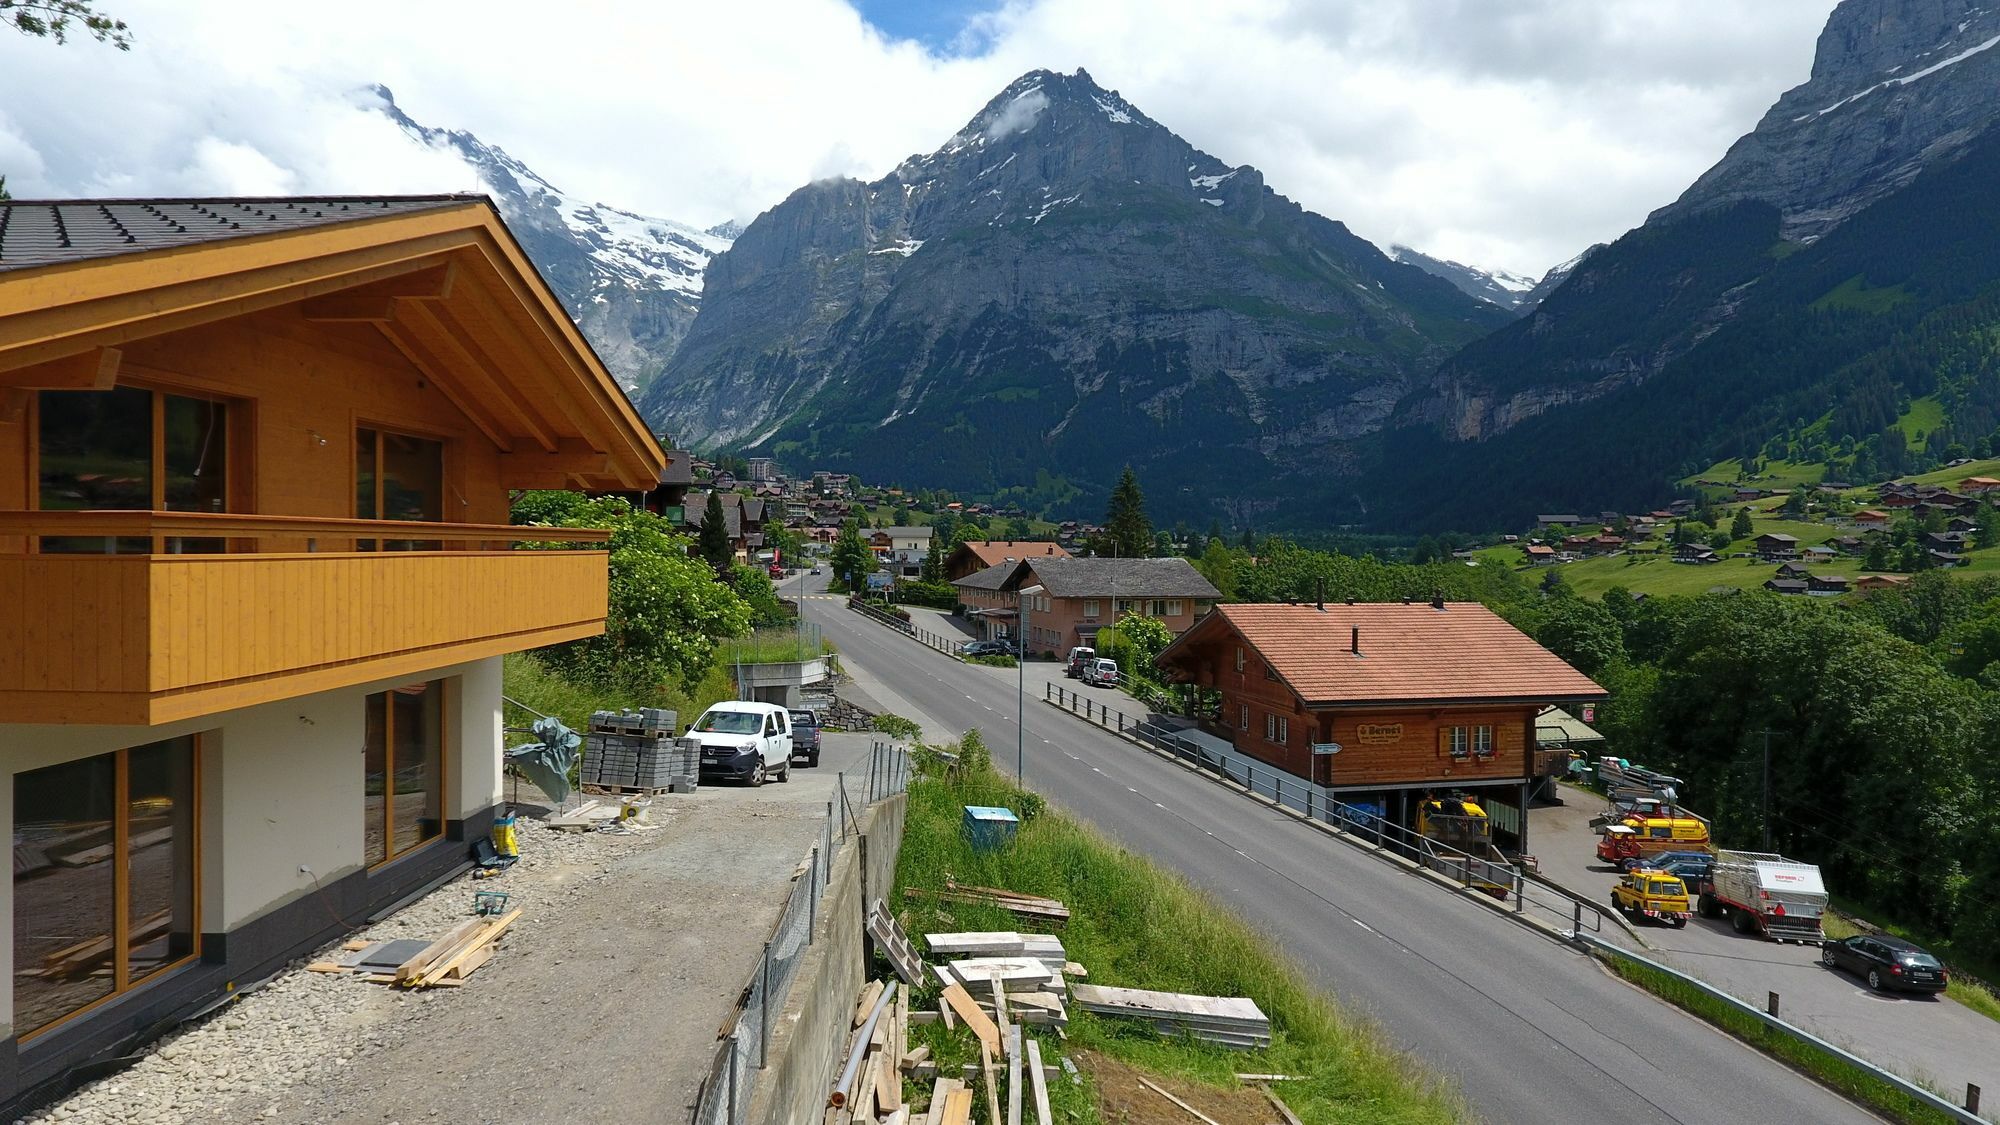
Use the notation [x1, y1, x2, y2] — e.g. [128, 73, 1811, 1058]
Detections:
[788, 708, 822, 767]
[809, 566, 821, 575]
[1644, 850, 1715, 885]
[1821, 934, 1949, 994]
[1081, 658, 1121, 687]
[961, 640, 1012, 658]
[689, 702, 792, 786]
[1064, 646, 1097, 678]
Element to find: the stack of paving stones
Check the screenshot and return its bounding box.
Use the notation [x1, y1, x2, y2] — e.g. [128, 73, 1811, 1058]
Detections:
[580, 708, 693, 791]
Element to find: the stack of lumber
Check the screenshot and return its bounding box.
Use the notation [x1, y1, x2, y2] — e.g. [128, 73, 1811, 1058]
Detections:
[923, 931, 1068, 975]
[836, 977, 1056, 1125]
[306, 910, 520, 989]
[1070, 984, 1271, 1049]
[937, 957, 1064, 994]
[905, 880, 1070, 924]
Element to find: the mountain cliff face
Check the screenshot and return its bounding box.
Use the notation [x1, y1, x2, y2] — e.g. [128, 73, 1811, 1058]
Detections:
[642, 69, 1506, 515]
[364, 86, 732, 393]
[1402, 0, 2000, 449]
[1363, 0, 2000, 530]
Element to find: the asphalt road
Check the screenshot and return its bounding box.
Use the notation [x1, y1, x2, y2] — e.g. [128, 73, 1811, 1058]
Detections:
[799, 587, 1884, 1125]
[1534, 796, 1997, 1106]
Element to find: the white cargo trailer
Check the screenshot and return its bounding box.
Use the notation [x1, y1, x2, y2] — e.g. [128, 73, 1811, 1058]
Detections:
[1696, 850, 1828, 943]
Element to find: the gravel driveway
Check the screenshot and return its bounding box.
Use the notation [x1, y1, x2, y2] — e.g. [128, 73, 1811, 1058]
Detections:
[27, 733, 877, 1125]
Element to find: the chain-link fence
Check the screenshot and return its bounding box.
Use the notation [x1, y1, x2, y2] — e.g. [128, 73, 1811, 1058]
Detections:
[690, 743, 911, 1125]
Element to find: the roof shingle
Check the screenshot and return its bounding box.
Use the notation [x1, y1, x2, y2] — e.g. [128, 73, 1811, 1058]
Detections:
[1164, 602, 1603, 706]
[0, 195, 478, 273]
[1025, 557, 1220, 599]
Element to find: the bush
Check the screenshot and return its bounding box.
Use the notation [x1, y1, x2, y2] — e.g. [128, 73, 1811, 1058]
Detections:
[967, 654, 1019, 668]
[897, 579, 960, 609]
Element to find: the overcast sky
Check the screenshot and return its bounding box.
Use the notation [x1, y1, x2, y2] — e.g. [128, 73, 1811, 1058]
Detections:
[0, 0, 1838, 276]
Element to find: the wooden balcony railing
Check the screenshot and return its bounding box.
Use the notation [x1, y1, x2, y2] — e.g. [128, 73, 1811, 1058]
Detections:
[0, 510, 608, 550]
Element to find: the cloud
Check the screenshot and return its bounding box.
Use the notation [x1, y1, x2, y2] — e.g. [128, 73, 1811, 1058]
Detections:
[0, 0, 1837, 275]
[983, 88, 1049, 141]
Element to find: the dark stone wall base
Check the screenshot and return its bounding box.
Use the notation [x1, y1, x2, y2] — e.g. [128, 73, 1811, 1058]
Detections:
[1, 804, 497, 1118]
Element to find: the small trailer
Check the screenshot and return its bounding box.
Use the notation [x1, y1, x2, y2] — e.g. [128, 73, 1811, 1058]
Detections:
[1695, 850, 1828, 943]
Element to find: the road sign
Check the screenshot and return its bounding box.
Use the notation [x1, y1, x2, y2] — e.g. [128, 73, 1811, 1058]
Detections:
[1311, 742, 1343, 756]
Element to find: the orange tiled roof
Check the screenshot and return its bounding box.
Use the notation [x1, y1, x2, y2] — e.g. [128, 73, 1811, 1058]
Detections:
[959, 540, 1070, 567]
[1165, 602, 1604, 706]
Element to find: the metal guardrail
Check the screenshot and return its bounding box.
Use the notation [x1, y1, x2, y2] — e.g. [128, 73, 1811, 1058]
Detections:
[846, 595, 967, 659]
[690, 742, 912, 1125]
[1042, 682, 1614, 939]
[1575, 933, 1989, 1123]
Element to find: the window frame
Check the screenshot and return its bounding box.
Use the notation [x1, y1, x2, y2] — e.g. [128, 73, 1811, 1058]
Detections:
[1265, 712, 1289, 745]
[364, 680, 449, 867]
[1471, 725, 1495, 757]
[1446, 726, 1470, 758]
[13, 736, 202, 1041]
[32, 383, 238, 554]
[1239, 703, 1250, 730]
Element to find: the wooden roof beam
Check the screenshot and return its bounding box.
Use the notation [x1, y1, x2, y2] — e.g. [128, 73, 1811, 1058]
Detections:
[375, 320, 516, 453]
[0, 346, 121, 390]
[298, 261, 458, 322]
[394, 300, 562, 454]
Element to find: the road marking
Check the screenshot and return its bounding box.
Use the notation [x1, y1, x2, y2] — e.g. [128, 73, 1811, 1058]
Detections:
[1354, 920, 1376, 933]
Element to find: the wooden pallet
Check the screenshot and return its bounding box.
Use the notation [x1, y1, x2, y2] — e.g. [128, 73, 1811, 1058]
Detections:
[867, 899, 926, 986]
[581, 782, 673, 797]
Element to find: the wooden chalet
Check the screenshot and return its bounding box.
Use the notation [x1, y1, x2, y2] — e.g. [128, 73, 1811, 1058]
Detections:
[1155, 601, 1604, 849]
[0, 195, 662, 1108]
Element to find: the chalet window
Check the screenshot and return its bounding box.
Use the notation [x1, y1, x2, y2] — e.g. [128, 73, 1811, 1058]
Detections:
[1239, 704, 1250, 730]
[1446, 726, 1470, 758]
[1233, 647, 1245, 673]
[13, 736, 198, 1037]
[37, 386, 232, 553]
[356, 427, 445, 551]
[1471, 725, 1494, 757]
[1163, 600, 1184, 616]
[1265, 713, 1288, 744]
[364, 680, 447, 864]
[1083, 600, 1100, 618]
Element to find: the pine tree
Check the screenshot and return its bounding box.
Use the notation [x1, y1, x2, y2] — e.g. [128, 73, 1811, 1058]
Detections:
[1102, 467, 1152, 558]
[697, 492, 733, 574]
[1731, 507, 1754, 540]
[829, 519, 875, 593]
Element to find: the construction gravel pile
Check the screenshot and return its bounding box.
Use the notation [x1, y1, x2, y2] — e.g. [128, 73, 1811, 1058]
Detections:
[17, 813, 663, 1125]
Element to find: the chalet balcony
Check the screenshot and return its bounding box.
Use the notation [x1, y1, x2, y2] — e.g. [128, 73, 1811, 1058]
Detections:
[0, 511, 610, 725]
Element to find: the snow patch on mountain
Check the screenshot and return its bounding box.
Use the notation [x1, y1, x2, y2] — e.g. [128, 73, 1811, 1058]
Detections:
[1795, 31, 2000, 121]
[1386, 244, 1539, 310]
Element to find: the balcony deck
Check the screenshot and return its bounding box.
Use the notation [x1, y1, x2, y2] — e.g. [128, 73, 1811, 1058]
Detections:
[0, 512, 610, 725]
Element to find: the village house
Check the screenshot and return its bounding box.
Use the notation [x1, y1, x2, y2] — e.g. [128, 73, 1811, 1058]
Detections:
[0, 195, 663, 1106]
[952, 557, 1220, 654]
[1808, 574, 1851, 596]
[1154, 602, 1605, 851]
[1764, 578, 1810, 595]
[1960, 476, 2000, 494]
[1774, 560, 1811, 579]
[861, 526, 933, 557]
[1855, 574, 1913, 591]
[1535, 514, 1584, 529]
[942, 539, 1070, 582]
[1802, 544, 1838, 563]
[1754, 532, 1801, 560]
[1522, 544, 1557, 565]
[1850, 509, 1890, 530]
[1673, 544, 1719, 564]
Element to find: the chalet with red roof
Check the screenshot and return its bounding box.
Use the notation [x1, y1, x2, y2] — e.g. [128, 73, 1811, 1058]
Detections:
[1155, 601, 1604, 848]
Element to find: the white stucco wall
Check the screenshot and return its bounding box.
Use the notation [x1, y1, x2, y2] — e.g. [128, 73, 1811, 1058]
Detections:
[1, 656, 506, 1031]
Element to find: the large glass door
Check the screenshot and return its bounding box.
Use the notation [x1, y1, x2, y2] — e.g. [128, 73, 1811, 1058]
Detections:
[355, 427, 444, 550]
[37, 387, 231, 553]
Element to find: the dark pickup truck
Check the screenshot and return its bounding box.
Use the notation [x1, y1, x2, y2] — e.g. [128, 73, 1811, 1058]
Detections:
[788, 708, 822, 767]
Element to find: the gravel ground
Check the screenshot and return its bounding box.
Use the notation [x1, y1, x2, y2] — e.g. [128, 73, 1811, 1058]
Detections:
[21, 737, 868, 1125]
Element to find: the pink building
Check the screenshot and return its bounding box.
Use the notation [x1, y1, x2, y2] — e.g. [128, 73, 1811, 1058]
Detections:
[953, 557, 1221, 656]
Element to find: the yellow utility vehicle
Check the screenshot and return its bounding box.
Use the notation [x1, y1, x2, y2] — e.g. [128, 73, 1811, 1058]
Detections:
[1596, 813, 1711, 872]
[1416, 794, 1515, 899]
[1610, 868, 1692, 927]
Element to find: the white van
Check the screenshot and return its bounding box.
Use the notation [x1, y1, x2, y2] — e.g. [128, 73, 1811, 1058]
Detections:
[1082, 658, 1121, 687]
[690, 702, 793, 785]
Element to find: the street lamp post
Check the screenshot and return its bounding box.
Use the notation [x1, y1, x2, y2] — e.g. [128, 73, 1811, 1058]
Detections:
[1017, 583, 1044, 783]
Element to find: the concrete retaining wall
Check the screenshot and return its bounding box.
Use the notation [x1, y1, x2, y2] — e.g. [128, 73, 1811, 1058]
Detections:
[748, 792, 907, 1125]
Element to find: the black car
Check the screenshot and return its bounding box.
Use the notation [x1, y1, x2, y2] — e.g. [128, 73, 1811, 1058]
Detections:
[1645, 851, 1714, 886]
[1821, 934, 1948, 994]
[788, 708, 822, 767]
[960, 639, 1012, 658]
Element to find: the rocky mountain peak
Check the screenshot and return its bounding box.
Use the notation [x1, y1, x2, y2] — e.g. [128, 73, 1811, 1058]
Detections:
[1652, 0, 2000, 239]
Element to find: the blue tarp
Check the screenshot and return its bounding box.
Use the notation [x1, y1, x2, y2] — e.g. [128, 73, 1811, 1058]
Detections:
[506, 716, 581, 805]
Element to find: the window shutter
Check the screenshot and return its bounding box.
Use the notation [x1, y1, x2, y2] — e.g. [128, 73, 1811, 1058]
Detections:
[1437, 727, 1450, 757]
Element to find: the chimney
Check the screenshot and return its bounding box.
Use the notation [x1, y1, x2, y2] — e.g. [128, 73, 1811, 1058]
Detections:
[1316, 578, 1325, 612]
[1350, 626, 1360, 655]
[1345, 596, 1355, 606]
[1432, 590, 1446, 611]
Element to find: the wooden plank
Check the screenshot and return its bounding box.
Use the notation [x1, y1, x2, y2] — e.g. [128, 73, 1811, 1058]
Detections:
[1260, 1084, 1304, 1125]
[990, 970, 1011, 1053]
[939, 995, 957, 1030]
[855, 979, 886, 1027]
[901, 1045, 931, 1070]
[1136, 1077, 1222, 1125]
[980, 1044, 1002, 1125]
[0, 346, 120, 389]
[1005, 1028, 1023, 1125]
[393, 917, 486, 984]
[1024, 1039, 1052, 1125]
[941, 982, 1000, 1056]
[875, 1048, 902, 1115]
[418, 909, 521, 986]
[922, 1077, 953, 1125]
[939, 1087, 974, 1125]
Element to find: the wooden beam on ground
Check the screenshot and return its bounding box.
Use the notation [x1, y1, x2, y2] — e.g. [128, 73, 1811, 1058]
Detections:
[300, 261, 457, 320]
[392, 917, 486, 985]
[1136, 1077, 1222, 1125]
[941, 982, 1000, 1056]
[980, 1044, 1002, 1125]
[0, 346, 120, 390]
[990, 970, 1012, 1053]
[1260, 1084, 1304, 1125]
[940, 1085, 974, 1125]
[922, 1077, 953, 1125]
[1006, 1028, 1023, 1125]
[855, 980, 886, 1027]
[1024, 1039, 1051, 1125]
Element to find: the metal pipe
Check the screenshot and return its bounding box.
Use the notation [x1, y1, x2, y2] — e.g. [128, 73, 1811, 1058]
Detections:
[830, 980, 896, 1107]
